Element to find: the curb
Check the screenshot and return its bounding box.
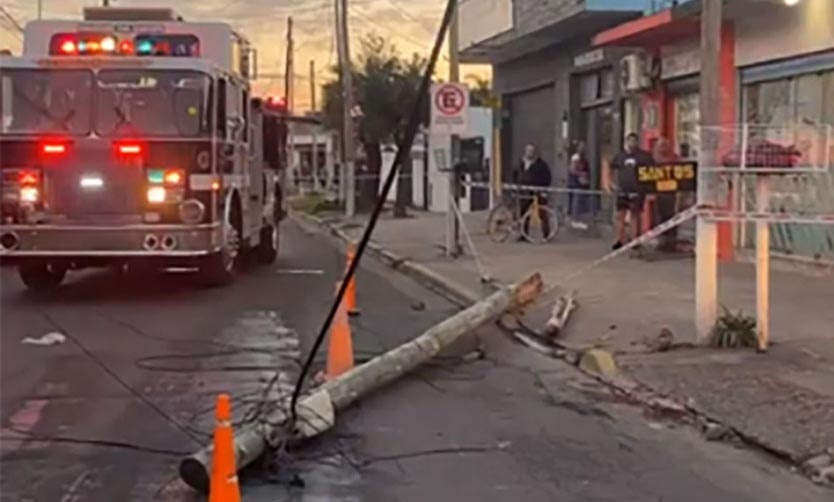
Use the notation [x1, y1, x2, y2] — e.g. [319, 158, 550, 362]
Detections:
[290, 211, 817, 480]
[289, 211, 485, 307]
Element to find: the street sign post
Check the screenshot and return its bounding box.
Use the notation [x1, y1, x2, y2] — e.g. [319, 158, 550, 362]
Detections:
[431, 83, 469, 135]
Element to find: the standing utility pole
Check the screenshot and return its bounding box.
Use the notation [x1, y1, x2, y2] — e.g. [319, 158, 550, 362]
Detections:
[695, 0, 722, 343]
[285, 17, 295, 188]
[446, 5, 462, 256]
[336, 0, 357, 217]
[310, 60, 320, 191]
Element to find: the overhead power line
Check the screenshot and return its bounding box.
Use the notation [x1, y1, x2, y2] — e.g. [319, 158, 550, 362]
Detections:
[0, 5, 25, 35]
[381, 0, 436, 35]
[347, 3, 431, 52]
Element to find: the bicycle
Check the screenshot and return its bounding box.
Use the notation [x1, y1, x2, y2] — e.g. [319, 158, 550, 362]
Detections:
[487, 189, 561, 244]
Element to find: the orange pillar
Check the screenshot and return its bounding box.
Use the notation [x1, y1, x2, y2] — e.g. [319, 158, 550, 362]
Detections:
[717, 22, 737, 262]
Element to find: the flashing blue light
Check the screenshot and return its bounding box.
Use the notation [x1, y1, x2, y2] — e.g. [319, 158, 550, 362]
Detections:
[137, 40, 154, 54]
[77, 41, 87, 52]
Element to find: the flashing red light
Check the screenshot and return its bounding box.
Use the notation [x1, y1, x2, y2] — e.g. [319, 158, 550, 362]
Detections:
[41, 143, 67, 155]
[18, 171, 39, 186]
[117, 143, 143, 155]
[266, 96, 287, 109]
[60, 40, 77, 54]
[119, 40, 134, 54]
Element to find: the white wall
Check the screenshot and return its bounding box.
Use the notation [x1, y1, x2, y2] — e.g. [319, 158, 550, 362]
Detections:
[735, 0, 834, 67]
[459, 0, 513, 51]
[427, 107, 494, 213]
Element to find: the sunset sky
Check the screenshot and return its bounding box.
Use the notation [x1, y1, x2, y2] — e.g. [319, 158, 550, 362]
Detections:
[1, 0, 488, 111]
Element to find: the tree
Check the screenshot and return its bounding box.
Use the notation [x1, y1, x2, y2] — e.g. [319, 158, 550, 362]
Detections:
[466, 75, 493, 107]
[321, 34, 428, 215]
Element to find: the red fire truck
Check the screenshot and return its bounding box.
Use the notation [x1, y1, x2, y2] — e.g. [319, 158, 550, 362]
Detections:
[0, 7, 288, 291]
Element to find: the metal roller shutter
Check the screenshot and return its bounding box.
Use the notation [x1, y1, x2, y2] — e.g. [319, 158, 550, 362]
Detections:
[506, 85, 556, 180]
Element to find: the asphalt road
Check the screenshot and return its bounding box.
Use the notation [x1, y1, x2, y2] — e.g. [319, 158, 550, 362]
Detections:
[1, 219, 830, 501]
[0, 220, 457, 501]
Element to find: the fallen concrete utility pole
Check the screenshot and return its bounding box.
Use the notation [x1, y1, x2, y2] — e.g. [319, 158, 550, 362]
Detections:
[179, 273, 543, 493]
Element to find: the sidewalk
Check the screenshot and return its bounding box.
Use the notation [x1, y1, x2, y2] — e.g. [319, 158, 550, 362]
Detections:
[303, 206, 834, 472]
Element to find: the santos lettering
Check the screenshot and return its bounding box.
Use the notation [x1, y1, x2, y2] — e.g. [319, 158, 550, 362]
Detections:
[636, 162, 697, 193]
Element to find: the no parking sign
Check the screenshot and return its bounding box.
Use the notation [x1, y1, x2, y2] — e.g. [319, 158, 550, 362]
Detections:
[430, 83, 469, 135]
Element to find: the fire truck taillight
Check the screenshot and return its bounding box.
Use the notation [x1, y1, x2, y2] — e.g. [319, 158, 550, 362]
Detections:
[117, 143, 143, 156]
[18, 170, 40, 203]
[18, 171, 40, 186]
[41, 142, 68, 156]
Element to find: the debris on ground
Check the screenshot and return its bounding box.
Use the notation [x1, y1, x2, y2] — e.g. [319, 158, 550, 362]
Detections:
[702, 422, 733, 442]
[542, 293, 577, 339]
[803, 452, 833, 484]
[642, 328, 675, 353]
[21, 332, 66, 346]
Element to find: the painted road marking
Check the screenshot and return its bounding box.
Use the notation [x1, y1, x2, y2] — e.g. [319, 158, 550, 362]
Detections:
[274, 268, 325, 275]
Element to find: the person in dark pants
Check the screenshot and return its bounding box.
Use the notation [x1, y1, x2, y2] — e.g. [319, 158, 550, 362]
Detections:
[607, 133, 655, 250]
[514, 144, 552, 239]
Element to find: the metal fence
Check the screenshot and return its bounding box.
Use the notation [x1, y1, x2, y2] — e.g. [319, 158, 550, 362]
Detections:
[700, 123, 834, 263]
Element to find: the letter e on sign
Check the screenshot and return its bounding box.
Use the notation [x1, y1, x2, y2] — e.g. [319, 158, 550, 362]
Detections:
[430, 83, 469, 135]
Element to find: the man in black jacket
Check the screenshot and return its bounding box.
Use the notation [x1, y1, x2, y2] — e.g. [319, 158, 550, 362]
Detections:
[514, 144, 552, 239]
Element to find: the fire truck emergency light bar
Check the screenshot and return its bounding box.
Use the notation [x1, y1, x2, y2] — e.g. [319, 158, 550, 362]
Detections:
[49, 33, 199, 57]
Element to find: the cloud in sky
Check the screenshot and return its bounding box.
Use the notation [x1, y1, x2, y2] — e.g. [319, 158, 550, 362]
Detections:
[1, 0, 487, 110]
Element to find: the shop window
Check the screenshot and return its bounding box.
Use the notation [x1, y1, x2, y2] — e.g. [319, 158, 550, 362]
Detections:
[824, 73, 834, 126]
[600, 69, 615, 100]
[675, 93, 700, 160]
[579, 73, 600, 104]
[796, 73, 824, 125]
[745, 79, 793, 127]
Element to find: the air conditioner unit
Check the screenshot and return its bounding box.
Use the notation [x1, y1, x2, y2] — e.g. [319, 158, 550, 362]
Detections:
[620, 54, 652, 92]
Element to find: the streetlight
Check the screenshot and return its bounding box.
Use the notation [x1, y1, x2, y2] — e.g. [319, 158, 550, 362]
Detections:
[784, 0, 801, 6]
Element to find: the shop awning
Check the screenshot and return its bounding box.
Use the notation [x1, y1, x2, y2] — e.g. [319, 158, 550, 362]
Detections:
[592, 8, 699, 48]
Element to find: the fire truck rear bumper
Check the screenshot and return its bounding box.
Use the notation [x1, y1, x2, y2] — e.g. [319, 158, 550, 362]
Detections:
[0, 223, 222, 258]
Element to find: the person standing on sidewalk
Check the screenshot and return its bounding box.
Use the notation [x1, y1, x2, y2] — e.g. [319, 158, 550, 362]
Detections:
[568, 141, 591, 221]
[606, 133, 654, 250]
[514, 144, 552, 239]
[653, 137, 681, 252]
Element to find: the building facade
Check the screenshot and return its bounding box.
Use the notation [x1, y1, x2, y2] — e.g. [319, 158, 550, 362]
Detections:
[593, 0, 834, 260]
[459, 0, 661, 188]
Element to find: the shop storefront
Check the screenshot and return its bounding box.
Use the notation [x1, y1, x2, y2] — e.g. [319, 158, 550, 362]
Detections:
[569, 47, 629, 220]
[591, 5, 737, 258]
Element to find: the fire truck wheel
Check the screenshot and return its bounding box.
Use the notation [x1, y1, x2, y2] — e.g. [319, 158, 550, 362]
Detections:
[255, 224, 278, 264]
[197, 203, 241, 287]
[19, 261, 67, 293]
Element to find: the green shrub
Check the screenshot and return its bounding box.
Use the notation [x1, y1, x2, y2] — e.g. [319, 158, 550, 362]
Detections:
[709, 306, 758, 349]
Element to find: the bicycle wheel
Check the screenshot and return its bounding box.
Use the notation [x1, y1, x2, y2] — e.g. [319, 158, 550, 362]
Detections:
[521, 206, 559, 244]
[487, 204, 516, 243]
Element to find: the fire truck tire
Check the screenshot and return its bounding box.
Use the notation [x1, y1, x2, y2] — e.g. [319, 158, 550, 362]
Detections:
[255, 224, 278, 264]
[198, 198, 241, 287]
[19, 262, 66, 293]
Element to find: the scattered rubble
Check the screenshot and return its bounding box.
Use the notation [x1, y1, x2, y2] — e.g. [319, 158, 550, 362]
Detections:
[703, 422, 733, 442]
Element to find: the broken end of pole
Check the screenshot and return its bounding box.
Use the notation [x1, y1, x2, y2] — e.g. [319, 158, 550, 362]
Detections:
[179, 455, 210, 494]
[511, 273, 544, 310]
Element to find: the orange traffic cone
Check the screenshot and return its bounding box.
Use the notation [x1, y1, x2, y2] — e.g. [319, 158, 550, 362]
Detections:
[345, 243, 360, 316]
[210, 394, 241, 502]
[327, 282, 355, 379]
